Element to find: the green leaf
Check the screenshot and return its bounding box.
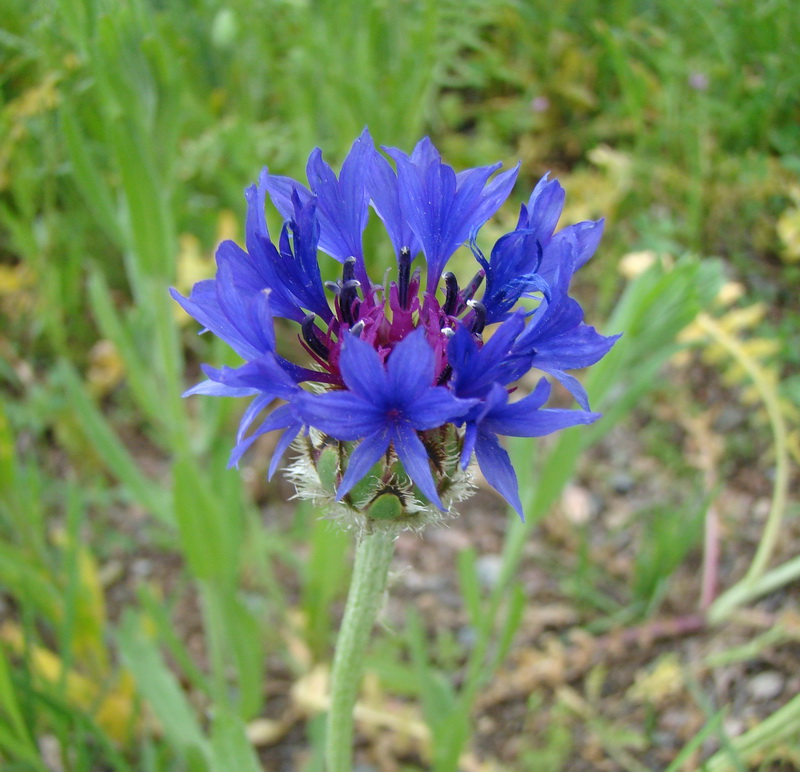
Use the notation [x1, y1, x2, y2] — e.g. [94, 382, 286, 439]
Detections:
[117, 611, 209, 763]
[0, 644, 43, 768]
[456, 548, 483, 631]
[86, 271, 165, 435]
[61, 106, 124, 249]
[173, 457, 238, 583]
[209, 712, 262, 772]
[55, 361, 173, 525]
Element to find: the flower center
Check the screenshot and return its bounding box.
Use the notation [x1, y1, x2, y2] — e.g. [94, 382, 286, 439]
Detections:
[297, 251, 488, 384]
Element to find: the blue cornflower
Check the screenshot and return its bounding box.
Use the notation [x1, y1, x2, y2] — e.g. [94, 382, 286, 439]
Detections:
[294, 329, 476, 510]
[173, 131, 618, 522]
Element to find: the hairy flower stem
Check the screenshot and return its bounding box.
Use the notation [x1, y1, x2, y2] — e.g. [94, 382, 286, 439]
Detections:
[326, 526, 396, 772]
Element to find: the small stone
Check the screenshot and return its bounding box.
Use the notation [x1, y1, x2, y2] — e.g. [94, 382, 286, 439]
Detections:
[610, 472, 634, 494]
[561, 484, 595, 524]
[475, 554, 503, 589]
[714, 405, 746, 432]
[131, 558, 152, 577]
[747, 671, 784, 701]
[457, 625, 477, 649]
[723, 717, 746, 738]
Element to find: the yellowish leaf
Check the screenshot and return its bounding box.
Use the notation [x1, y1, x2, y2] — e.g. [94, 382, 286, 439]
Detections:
[88, 340, 125, 397]
[626, 653, 684, 705]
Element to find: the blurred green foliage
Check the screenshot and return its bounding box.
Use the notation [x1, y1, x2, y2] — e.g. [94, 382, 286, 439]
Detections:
[1, 0, 797, 769]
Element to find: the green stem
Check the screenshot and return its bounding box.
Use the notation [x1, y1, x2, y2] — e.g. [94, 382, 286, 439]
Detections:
[695, 313, 789, 584]
[708, 554, 800, 625]
[326, 525, 396, 772]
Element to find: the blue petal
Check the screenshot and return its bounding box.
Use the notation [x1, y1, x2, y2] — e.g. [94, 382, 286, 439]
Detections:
[447, 326, 481, 394]
[394, 151, 458, 290]
[407, 136, 441, 167]
[216, 238, 305, 323]
[367, 143, 420, 257]
[293, 390, 385, 440]
[227, 403, 298, 469]
[478, 308, 527, 358]
[273, 196, 332, 321]
[201, 355, 299, 401]
[535, 368, 592, 411]
[244, 169, 271, 255]
[559, 218, 604, 273]
[387, 142, 518, 293]
[268, 420, 302, 480]
[449, 312, 527, 398]
[460, 162, 519, 236]
[533, 328, 622, 371]
[460, 421, 477, 469]
[338, 335, 388, 403]
[335, 427, 391, 500]
[304, 132, 371, 282]
[386, 328, 435, 402]
[171, 283, 262, 361]
[407, 388, 477, 430]
[215, 255, 263, 350]
[246, 289, 277, 353]
[523, 174, 565, 240]
[474, 429, 524, 520]
[480, 229, 545, 323]
[536, 219, 603, 287]
[182, 379, 259, 398]
[236, 393, 273, 446]
[262, 173, 313, 224]
[393, 422, 444, 510]
[482, 391, 601, 436]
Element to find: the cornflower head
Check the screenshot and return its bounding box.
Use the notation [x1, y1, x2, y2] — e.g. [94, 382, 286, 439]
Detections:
[173, 130, 619, 531]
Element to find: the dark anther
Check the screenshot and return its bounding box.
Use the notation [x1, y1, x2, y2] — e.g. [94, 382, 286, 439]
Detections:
[441, 326, 455, 339]
[462, 269, 485, 304]
[436, 364, 453, 385]
[349, 320, 365, 337]
[340, 279, 361, 325]
[324, 280, 341, 295]
[442, 272, 460, 316]
[468, 300, 487, 336]
[398, 247, 411, 309]
[301, 314, 329, 359]
[342, 256, 357, 284]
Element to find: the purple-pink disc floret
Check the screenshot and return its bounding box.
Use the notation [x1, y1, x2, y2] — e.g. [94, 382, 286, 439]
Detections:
[172, 129, 620, 518]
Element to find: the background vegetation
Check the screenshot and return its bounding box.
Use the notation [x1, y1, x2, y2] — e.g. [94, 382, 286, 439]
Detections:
[1, 0, 798, 769]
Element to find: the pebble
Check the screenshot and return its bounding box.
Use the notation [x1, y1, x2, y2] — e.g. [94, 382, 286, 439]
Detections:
[610, 472, 635, 494]
[475, 554, 503, 589]
[457, 625, 477, 649]
[131, 558, 152, 577]
[747, 671, 784, 701]
[723, 717, 746, 738]
[561, 484, 595, 524]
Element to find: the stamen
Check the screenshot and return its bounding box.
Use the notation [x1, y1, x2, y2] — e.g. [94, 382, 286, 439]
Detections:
[398, 247, 411, 309]
[441, 327, 455, 339]
[340, 279, 361, 325]
[324, 280, 341, 295]
[349, 320, 365, 337]
[467, 300, 487, 336]
[462, 269, 485, 304]
[301, 314, 329, 360]
[436, 364, 453, 385]
[342, 256, 357, 284]
[442, 272, 460, 316]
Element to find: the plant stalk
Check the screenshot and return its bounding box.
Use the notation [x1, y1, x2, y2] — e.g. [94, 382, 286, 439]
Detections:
[325, 525, 396, 772]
